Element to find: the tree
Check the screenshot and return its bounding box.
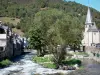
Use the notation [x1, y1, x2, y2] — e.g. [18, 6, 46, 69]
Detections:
[29, 28, 46, 56]
[28, 9, 83, 66]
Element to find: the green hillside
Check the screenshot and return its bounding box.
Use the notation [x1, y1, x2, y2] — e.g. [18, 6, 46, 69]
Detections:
[0, 17, 20, 25]
[10, 0, 62, 4]
[0, 0, 100, 29]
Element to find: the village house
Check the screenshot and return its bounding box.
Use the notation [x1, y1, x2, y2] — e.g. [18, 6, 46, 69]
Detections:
[0, 21, 26, 60]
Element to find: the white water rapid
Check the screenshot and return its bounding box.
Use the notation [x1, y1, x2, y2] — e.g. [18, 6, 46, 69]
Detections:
[0, 50, 72, 75]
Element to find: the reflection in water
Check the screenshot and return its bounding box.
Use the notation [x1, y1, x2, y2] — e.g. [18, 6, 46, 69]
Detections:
[68, 58, 100, 75]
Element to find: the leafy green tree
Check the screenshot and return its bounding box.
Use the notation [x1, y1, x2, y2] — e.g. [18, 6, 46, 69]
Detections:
[28, 9, 83, 63]
[28, 28, 46, 56]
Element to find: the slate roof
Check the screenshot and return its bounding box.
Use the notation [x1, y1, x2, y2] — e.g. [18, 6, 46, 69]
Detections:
[0, 24, 9, 30]
[87, 24, 99, 32]
[85, 7, 100, 32]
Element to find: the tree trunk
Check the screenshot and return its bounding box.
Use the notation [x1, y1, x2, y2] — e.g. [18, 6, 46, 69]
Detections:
[37, 49, 41, 56]
[74, 44, 76, 52]
[37, 49, 44, 57]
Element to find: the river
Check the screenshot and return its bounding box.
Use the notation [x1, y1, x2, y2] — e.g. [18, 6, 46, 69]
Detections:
[0, 50, 100, 75]
[0, 50, 72, 75]
[68, 58, 100, 75]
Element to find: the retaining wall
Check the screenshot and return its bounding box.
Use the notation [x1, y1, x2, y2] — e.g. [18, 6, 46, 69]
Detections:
[85, 46, 100, 62]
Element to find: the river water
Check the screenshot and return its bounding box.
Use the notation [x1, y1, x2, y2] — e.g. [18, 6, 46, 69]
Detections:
[68, 58, 100, 75]
[0, 50, 72, 75]
[0, 51, 100, 75]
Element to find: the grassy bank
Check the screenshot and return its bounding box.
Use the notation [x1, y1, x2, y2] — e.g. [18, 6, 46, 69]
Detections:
[0, 17, 24, 36]
[33, 56, 56, 69]
[0, 59, 12, 68]
[0, 17, 20, 25]
[33, 55, 82, 69]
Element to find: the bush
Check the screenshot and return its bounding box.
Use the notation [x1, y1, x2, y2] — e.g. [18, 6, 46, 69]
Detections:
[62, 59, 81, 66]
[43, 63, 56, 69]
[52, 45, 66, 66]
[0, 59, 12, 68]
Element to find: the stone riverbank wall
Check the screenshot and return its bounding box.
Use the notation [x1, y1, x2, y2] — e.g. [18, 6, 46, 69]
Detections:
[85, 46, 100, 62]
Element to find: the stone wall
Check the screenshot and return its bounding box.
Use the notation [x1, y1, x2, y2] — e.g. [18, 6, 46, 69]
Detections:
[85, 46, 100, 62]
[13, 36, 24, 56]
[0, 36, 24, 60]
[0, 30, 25, 60]
[0, 36, 13, 59]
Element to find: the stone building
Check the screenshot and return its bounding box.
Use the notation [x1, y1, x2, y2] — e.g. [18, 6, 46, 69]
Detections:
[0, 21, 25, 60]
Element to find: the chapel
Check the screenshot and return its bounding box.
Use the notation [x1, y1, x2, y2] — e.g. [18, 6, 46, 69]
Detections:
[82, 7, 100, 48]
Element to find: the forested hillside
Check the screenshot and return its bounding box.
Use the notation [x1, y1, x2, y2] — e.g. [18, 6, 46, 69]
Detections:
[0, 0, 100, 53]
[0, 0, 100, 30]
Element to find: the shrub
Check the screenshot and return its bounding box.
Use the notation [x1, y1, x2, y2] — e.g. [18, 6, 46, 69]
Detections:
[52, 45, 67, 67]
[62, 59, 81, 66]
[0, 59, 12, 68]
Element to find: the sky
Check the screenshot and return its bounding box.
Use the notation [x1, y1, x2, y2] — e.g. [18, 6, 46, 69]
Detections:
[65, 0, 100, 11]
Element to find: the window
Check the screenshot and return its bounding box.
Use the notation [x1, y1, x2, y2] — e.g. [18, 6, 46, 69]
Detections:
[94, 32, 96, 35]
[0, 47, 4, 52]
[93, 53, 95, 56]
[0, 28, 5, 34]
[89, 25, 91, 27]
